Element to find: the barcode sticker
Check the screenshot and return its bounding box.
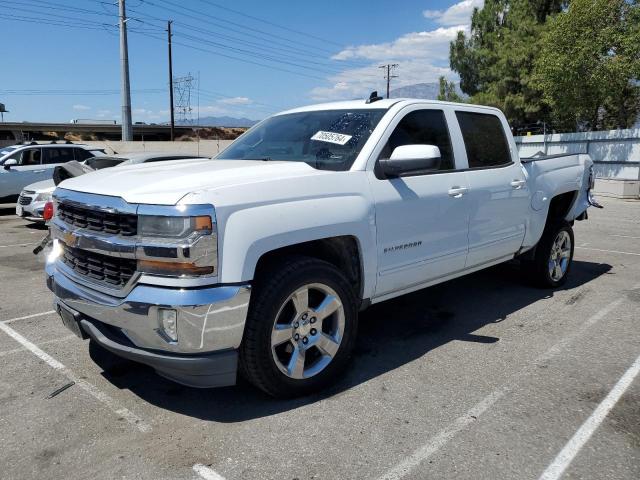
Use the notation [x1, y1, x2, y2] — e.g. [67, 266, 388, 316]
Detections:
[311, 131, 353, 145]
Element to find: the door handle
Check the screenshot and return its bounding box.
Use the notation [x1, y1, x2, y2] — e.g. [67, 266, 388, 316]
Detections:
[510, 179, 526, 189]
[33, 170, 46, 173]
[448, 186, 468, 198]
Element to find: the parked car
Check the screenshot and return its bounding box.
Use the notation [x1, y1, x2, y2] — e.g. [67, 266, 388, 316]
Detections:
[16, 153, 205, 221]
[0, 142, 106, 202]
[45, 98, 598, 398]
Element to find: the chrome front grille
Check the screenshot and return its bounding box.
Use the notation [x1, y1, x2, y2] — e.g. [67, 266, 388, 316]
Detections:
[58, 202, 137, 236]
[18, 195, 32, 205]
[61, 243, 136, 287]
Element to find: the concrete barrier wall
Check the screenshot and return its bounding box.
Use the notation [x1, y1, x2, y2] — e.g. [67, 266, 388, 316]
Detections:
[0, 139, 235, 156]
[515, 128, 640, 181]
[83, 140, 235, 157]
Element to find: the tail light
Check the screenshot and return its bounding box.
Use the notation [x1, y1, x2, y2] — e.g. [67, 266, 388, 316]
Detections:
[43, 201, 54, 221]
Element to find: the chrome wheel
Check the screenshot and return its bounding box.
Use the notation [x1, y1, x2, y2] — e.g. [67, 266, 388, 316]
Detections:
[270, 283, 345, 380]
[548, 230, 572, 281]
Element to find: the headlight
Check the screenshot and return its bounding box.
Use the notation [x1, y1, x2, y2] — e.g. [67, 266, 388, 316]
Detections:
[136, 214, 217, 277]
[35, 192, 53, 203]
[138, 215, 212, 238]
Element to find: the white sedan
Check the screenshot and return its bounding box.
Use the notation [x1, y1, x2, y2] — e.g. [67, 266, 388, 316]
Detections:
[16, 152, 206, 222]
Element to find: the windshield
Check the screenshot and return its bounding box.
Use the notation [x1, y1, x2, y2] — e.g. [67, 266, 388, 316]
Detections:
[218, 109, 387, 171]
[0, 146, 18, 159]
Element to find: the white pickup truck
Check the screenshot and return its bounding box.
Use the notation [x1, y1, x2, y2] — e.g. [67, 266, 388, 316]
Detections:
[45, 98, 598, 397]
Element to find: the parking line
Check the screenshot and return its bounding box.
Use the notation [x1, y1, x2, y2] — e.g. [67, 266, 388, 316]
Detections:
[538, 353, 640, 480]
[0, 242, 36, 248]
[2, 310, 56, 324]
[376, 295, 626, 480]
[609, 234, 640, 240]
[576, 246, 640, 257]
[193, 464, 227, 480]
[0, 334, 76, 357]
[0, 321, 151, 433]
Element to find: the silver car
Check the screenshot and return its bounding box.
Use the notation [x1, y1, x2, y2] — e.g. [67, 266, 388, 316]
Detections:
[0, 142, 106, 201]
[16, 152, 206, 222]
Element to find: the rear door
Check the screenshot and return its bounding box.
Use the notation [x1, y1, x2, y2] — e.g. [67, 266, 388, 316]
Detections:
[368, 106, 471, 298]
[455, 110, 529, 267]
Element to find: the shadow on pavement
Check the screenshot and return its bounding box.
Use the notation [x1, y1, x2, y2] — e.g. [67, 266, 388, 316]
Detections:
[89, 259, 612, 422]
[0, 206, 16, 216]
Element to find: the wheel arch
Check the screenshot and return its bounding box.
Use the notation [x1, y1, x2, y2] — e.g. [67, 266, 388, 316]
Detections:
[253, 235, 366, 303]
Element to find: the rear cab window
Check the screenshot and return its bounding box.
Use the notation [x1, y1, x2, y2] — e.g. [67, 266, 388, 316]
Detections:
[455, 111, 511, 169]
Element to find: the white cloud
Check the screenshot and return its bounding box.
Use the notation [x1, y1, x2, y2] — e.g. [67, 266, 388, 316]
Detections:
[310, 61, 451, 101]
[200, 105, 229, 115]
[310, 3, 478, 102]
[332, 26, 465, 62]
[72, 104, 91, 111]
[96, 109, 112, 118]
[423, 0, 483, 26]
[218, 96, 251, 105]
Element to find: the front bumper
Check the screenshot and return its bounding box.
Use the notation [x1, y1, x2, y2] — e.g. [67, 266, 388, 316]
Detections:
[46, 261, 251, 388]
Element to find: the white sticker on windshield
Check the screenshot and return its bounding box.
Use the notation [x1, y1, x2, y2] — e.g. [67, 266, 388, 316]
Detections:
[311, 131, 353, 145]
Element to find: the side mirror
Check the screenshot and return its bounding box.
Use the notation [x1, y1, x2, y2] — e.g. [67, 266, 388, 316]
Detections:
[3, 158, 18, 170]
[379, 145, 441, 178]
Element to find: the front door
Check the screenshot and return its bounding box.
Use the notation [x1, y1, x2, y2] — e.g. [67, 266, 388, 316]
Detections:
[369, 107, 470, 298]
[0, 148, 44, 197]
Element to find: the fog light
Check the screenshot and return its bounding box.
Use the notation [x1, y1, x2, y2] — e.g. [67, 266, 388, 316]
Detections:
[158, 308, 178, 342]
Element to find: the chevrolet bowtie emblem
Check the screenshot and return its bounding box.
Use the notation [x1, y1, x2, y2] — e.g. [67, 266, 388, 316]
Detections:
[63, 231, 77, 246]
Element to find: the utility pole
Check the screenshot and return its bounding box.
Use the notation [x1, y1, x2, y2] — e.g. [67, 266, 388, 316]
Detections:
[119, 0, 133, 141]
[167, 20, 175, 141]
[379, 64, 399, 99]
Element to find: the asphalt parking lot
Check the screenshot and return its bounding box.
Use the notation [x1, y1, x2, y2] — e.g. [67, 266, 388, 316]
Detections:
[0, 197, 638, 480]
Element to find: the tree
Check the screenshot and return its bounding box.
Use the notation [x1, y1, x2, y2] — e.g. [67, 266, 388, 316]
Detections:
[449, 1, 565, 128]
[533, 0, 640, 131]
[437, 76, 464, 102]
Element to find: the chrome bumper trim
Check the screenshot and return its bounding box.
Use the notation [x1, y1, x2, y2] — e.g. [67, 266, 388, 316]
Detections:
[46, 261, 250, 354]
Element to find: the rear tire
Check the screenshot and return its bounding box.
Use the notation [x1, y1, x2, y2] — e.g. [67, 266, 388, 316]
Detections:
[523, 222, 574, 288]
[240, 256, 358, 398]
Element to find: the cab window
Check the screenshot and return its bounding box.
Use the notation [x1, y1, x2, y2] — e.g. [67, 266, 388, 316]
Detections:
[74, 148, 94, 161]
[43, 147, 75, 165]
[455, 111, 511, 168]
[379, 109, 454, 171]
[19, 148, 42, 166]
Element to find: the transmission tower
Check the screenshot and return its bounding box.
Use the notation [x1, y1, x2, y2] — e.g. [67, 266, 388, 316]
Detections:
[173, 73, 194, 124]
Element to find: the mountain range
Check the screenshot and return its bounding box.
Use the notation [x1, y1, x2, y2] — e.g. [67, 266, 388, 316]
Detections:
[176, 83, 461, 127]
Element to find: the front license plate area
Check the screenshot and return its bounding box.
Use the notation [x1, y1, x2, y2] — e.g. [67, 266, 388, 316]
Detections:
[58, 306, 88, 339]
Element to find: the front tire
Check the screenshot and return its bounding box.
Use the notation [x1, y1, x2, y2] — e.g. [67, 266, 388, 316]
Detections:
[523, 222, 574, 288]
[240, 256, 358, 398]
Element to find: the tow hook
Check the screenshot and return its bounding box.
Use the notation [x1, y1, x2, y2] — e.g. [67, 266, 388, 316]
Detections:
[33, 231, 51, 255]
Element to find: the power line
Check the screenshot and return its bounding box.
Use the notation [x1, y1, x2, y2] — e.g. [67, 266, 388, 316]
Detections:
[195, 0, 345, 48]
[0, 89, 164, 95]
[150, 0, 337, 56]
[130, 4, 371, 71]
[133, 29, 327, 80]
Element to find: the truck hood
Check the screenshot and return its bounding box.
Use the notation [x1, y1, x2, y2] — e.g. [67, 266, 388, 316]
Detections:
[57, 159, 329, 205]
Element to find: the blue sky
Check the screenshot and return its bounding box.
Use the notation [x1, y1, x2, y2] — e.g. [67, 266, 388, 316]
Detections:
[0, 0, 482, 123]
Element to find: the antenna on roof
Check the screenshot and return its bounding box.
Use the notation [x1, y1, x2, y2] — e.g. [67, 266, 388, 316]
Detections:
[366, 91, 383, 104]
